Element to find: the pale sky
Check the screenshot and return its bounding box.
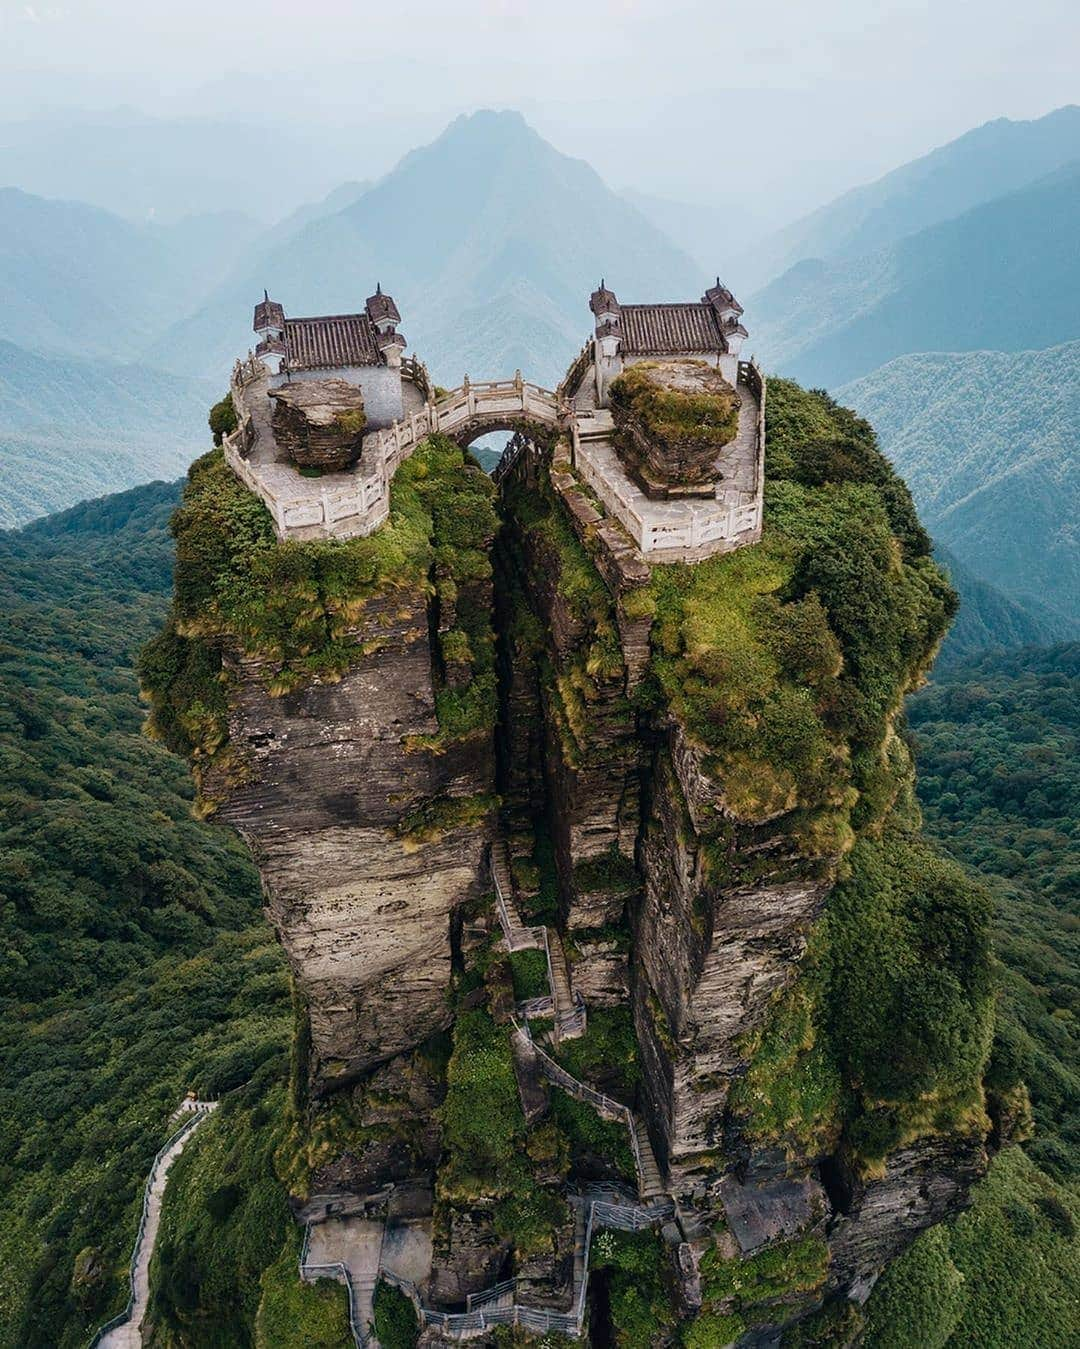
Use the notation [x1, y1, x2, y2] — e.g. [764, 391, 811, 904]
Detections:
[2, 0, 1079, 220]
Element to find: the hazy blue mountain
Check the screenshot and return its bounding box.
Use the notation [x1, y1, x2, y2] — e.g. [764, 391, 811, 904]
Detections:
[0, 340, 213, 528]
[934, 544, 1073, 667]
[620, 188, 766, 281]
[755, 162, 1080, 387]
[840, 340, 1080, 626]
[0, 188, 261, 361]
[150, 110, 705, 388]
[741, 105, 1080, 289]
[0, 109, 347, 223]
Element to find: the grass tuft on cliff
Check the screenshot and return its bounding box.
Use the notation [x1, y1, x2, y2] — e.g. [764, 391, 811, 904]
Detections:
[140, 435, 499, 797]
[644, 379, 954, 828]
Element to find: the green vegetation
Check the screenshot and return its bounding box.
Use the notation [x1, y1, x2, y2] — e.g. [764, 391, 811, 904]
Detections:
[572, 848, 639, 896]
[437, 1007, 523, 1199]
[396, 791, 499, 844]
[0, 484, 296, 1348]
[141, 435, 498, 792]
[908, 643, 1080, 1180]
[373, 1279, 419, 1349]
[555, 1007, 640, 1097]
[861, 1148, 1079, 1348]
[841, 339, 1080, 628]
[549, 1088, 635, 1183]
[700, 1233, 829, 1324]
[508, 948, 549, 1001]
[150, 1074, 307, 1345]
[728, 974, 843, 1156]
[436, 1007, 570, 1260]
[254, 1227, 351, 1348]
[610, 360, 740, 452]
[589, 1228, 676, 1348]
[644, 381, 952, 826]
[823, 837, 994, 1162]
[208, 392, 238, 446]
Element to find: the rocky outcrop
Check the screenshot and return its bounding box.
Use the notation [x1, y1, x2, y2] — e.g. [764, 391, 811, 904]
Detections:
[269, 378, 367, 469]
[825, 1131, 988, 1298]
[210, 584, 493, 1094]
[610, 359, 739, 495]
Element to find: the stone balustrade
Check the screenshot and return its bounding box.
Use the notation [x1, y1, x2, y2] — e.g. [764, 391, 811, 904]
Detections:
[223, 354, 764, 564]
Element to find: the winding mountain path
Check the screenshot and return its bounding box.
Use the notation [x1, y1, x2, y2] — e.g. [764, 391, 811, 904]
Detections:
[94, 1101, 218, 1348]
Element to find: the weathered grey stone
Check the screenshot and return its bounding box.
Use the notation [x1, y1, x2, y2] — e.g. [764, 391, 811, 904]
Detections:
[213, 587, 494, 1095]
[269, 378, 367, 470]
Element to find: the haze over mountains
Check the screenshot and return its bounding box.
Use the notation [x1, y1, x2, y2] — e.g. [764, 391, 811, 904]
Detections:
[150, 111, 703, 386]
[3, 102, 1080, 660]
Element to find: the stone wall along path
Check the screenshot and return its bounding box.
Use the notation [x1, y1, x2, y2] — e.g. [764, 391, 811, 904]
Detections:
[94, 1101, 218, 1348]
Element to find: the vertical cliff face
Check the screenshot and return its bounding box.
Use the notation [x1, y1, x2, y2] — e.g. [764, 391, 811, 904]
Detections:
[141, 439, 499, 1097]
[144, 377, 1003, 1344]
[211, 594, 492, 1089]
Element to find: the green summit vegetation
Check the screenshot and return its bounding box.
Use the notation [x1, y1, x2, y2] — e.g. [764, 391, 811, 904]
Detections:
[644, 378, 950, 827]
[140, 434, 499, 804]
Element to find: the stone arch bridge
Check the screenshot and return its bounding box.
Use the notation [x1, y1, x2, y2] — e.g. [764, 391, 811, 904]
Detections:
[369, 372, 563, 459]
[223, 362, 563, 543]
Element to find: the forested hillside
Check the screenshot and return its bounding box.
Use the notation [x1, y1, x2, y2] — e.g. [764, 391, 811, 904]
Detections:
[0, 342, 213, 527]
[840, 340, 1080, 627]
[0, 485, 330, 1347]
[753, 164, 1080, 387]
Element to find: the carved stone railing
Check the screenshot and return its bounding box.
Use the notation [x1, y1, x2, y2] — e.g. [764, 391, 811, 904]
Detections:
[557, 338, 595, 405]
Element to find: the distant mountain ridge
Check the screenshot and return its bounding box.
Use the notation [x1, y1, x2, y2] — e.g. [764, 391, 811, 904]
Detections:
[148, 110, 706, 387]
[741, 105, 1080, 290]
[840, 339, 1080, 627]
[754, 160, 1080, 387]
[0, 187, 259, 361]
[0, 340, 213, 528]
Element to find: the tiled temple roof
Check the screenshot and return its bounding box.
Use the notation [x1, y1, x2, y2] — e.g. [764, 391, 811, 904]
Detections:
[365, 284, 401, 325]
[254, 292, 285, 330]
[283, 314, 382, 369]
[619, 303, 728, 356]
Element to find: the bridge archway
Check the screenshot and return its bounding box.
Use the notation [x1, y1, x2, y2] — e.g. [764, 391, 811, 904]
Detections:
[425, 376, 562, 480]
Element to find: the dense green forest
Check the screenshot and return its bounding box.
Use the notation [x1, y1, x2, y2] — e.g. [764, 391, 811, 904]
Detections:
[0, 483, 326, 1347]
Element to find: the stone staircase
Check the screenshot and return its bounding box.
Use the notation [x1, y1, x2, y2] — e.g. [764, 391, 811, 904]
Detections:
[631, 1117, 665, 1202]
[546, 932, 585, 1042]
[489, 842, 585, 1042]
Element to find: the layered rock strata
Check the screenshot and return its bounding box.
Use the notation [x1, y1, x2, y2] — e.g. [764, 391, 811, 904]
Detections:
[269, 377, 367, 469]
[211, 586, 493, 1093]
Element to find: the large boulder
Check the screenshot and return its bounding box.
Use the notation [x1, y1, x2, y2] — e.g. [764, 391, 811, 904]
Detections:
[270, 378, 367, 471]
[610, 359, 739, 496]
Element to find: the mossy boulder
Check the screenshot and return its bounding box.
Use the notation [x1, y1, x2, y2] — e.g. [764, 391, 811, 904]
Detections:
[269, 378, 367, 470]
[610, 358, 740, 494]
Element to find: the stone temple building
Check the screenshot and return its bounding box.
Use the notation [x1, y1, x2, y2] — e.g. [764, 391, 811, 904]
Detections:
[589, 278, 748, 405]
[253, 285, 408, 431]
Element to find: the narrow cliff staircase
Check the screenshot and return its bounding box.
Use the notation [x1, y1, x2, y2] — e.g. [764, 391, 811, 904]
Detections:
[546, 932, 586, 1043]
[490, 842, 538, 949]
[631, 1118, 665, 1202]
